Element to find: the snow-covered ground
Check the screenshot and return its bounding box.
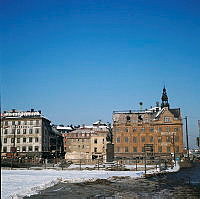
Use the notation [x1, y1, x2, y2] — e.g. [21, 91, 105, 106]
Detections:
[1, 163, 180, 199]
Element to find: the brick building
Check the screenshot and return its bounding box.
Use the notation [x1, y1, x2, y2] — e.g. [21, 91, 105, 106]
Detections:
[112, 88, 184, 159]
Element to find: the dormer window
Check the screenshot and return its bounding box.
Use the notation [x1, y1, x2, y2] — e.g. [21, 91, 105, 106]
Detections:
[126, 116, 131, 121]
[164, 117, 171, 122]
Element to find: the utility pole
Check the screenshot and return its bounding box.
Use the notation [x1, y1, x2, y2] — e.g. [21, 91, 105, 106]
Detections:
[184, 116, 190, 160]
[198, 120, 200, 150]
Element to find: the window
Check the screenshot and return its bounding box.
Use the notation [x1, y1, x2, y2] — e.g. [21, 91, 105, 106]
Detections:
[94, 139, 97, 144]
[12, 129, 15, 134]
[94, 147, 97, 152]
[17, 129, 20, 134]
[166, 136, 171, 142]
[167, 147, 171, 153]
[17, 147, 20, 152]
[158, 127, 162, 132]
[17, 138, 20, 143]
[142, 147, 145, 152]
[166, 127, 170, 132]
[117, 147, 120, 152]
[22, 146, 26, 152]
[133, 137, 137, 143]
[175, 136, 179, 142]
[126, 116, 131, 121]
[4, 138, 7, 143]
[116, 137, 120, 143]
[125, 137, 128, 143]
[35, 146, 39, 152]
[36, 120, 39, 125]
[133, 128, 137, 132]
[5, 121, 8, 126]
[125, 147, 129, 152]
[3, 147, 7, 152]
[29, 137, 32, 143]
[24, 121, 27, 125]
[150, 128, 154, 132]
[29, 129, 33, 134]
[11, 138, 14, 143]
[158, 146, 162, 152]
[23, 129, 26, 134]
[28, 146, 33, 151]
[176, 146, 179, 153]
[115, 128, 120, 132]
[35, 129, 39, 134]
[23, 138, 26, 143]
[141, 137, 145, 142]
[30, 120, 33, 125]
[158, 137, 162, 143]
[102, 138, 104, 144]
[12, 121, 15, 125]
[141, 128, 145, 132]
[82, 145, 84, 149]
[174, 127, 179, 132]
[164, 117, 171, 122]
[18, 121, 21, 125]
[150, 136, 154, 142]
[4, 129, 8, 134]
[125, 128, 128, 132]
[133, 147, 137, 152]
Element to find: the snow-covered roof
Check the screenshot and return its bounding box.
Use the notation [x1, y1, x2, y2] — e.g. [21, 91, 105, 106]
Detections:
[56, 126, 73, 130]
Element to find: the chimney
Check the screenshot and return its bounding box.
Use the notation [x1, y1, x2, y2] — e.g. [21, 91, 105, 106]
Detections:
[156, 101, 160, 112]
[31, 109, 34, 112]
[12, 109, 16, 113]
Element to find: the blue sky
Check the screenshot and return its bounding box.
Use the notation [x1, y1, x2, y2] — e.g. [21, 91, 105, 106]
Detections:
[1, 0, 200, 148]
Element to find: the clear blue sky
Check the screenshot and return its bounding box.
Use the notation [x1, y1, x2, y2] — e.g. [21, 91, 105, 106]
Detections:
[1, 0, 200, 148]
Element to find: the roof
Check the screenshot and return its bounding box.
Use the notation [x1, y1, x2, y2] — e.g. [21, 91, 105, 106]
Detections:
[169, 108, 181, 118]
[56, 126, 73, 130]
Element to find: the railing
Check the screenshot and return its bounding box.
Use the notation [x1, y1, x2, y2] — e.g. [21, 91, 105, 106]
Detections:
[113, 110, 146, 114]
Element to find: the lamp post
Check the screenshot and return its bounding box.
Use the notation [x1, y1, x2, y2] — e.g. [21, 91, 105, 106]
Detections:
[11, 125, 17, 169]
[184, 116, 190, 160]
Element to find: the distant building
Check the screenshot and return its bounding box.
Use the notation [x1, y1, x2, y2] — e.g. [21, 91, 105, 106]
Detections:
[112, 87, 184, 159]
[1, 109, 64, 159]
[63, 120, 109, 162]
[55, 125, 74, 134]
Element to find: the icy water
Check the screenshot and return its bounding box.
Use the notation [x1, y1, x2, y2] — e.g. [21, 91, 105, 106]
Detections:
[24, 163, 200, 199]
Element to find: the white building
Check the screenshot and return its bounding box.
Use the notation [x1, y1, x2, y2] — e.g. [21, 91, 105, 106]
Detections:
[1, 109, 63, 159]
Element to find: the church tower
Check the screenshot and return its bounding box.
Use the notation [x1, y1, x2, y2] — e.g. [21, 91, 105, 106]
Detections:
[161, 86, 170, 108]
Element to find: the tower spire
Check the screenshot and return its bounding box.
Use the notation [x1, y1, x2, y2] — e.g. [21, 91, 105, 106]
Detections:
[161, 86, 169, 108]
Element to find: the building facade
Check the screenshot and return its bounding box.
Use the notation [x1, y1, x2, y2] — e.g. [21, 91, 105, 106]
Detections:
[112, 88, 184, 159]
[63, 121, 109, 162]
[1, 109, 63, 160]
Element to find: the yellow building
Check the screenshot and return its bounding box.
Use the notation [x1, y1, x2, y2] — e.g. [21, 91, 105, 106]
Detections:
[64, 121, 109, 162]
[112, 88, 184, 159]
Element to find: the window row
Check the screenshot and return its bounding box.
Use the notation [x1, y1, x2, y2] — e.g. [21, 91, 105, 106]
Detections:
[115, 127, 179, 133]
[116, 146, 179, 153]
[3, 137, 39, 144]
[3, 120, 40, 126]
[116, 136, 179, 143]
[2, 146, 39, 152]
[3, 128, 40, 134]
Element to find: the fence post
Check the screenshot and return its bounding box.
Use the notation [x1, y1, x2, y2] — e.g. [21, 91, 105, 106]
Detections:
[80, 159, 81, 170]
